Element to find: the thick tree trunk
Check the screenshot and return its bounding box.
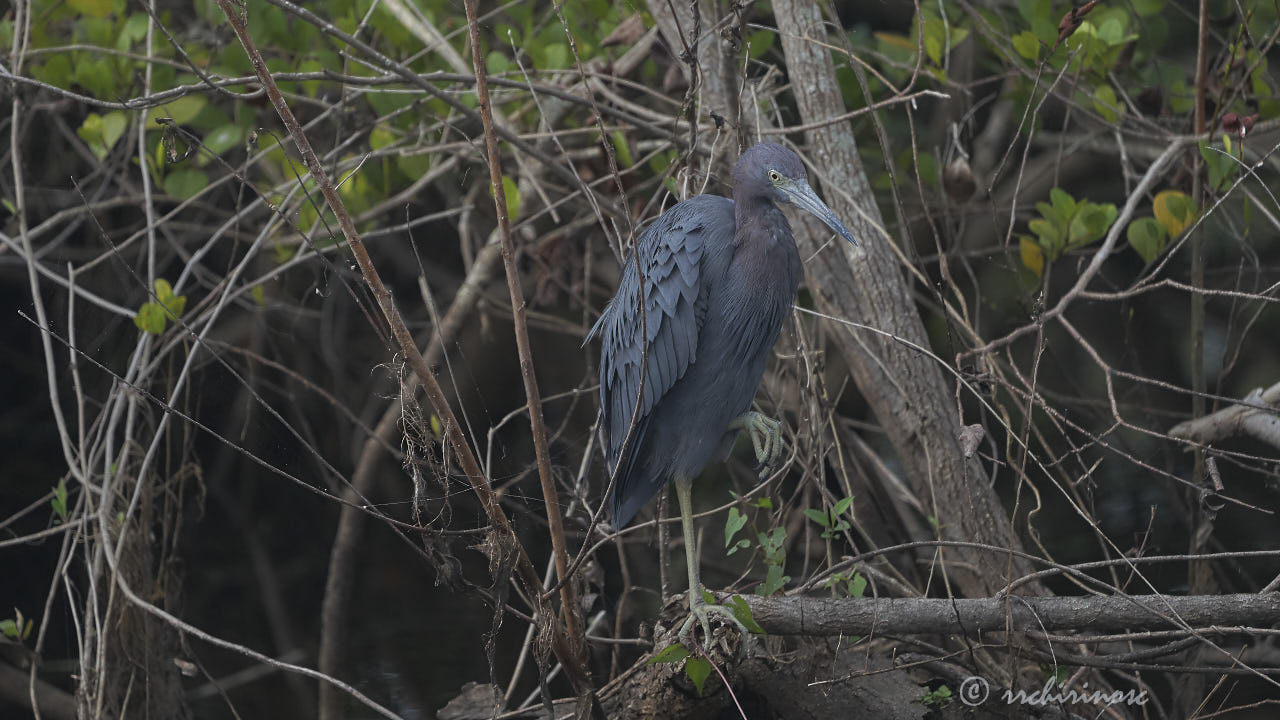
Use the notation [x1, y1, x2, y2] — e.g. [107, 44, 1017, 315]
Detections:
[771, 0, 1041, 597]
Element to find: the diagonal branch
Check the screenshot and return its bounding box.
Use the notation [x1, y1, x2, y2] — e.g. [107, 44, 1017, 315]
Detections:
[460, 0, 593, 697]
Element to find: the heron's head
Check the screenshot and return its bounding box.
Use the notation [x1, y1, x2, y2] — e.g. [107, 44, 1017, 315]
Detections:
[735, 143, 858, 246]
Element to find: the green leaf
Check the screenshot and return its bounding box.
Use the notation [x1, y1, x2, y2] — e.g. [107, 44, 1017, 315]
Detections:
[32, 55, 74, 90]
[486, 50, 510, 75]
[758, 526, 787, 557]
[648, 643, 689, 664]
[1028, 218, 1061, 255]
[924, 33, 942, 66]
[1093, 84, 1120, 123]
[396, 153, 432, 180]
[1198, 143, 1236, 191]
[203, 125, 242, 157]
[1012, 31, 1040, 61]
[803, 508, 830, 528]
[52, 478, 68, 522]
[154, 279, 186, 320]
[1095, 18, 1123, 46]
[251, 284, 266, 307]
[1067, 202, 1116, 248]
[134, 303, 167, 334]
[135, 279, 186, 334]
[147, 95, 209, 127]
[541, 42, 570, 68]
[728, 595, 765, 634]
[747, 29, 775, 60]
[498, 175, 520, 220]
[123, 12, 150, 44]
[756, 564, 789, 596]
[1126, 217, 1166, 263]
[117, 13, 150, 51]
[849, 572, 868, 598]
[754, 497, 772, 509]
[724, 507, 748, 548]
[611, 130, 633, 168]
[77, 112, 128, 161]
[684, 657, 711, 695]
[833, 497, 853, 516]
[68, 0, 113, 18]
[74, 58, 116, 98]
[0, 619, 17, 639]
[163, 169, 208, 200]
[1153, 190, 1195, 237]
[369, 125, 396, 151]
[1049, 188, 1077, 219]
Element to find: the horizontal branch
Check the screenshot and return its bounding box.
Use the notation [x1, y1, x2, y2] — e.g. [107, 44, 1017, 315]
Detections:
[1169, 381, 1280, 451]
[739, 592, 1280, 636]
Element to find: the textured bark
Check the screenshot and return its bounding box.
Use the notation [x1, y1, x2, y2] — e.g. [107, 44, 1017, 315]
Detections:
[771, 0, 1040, 597]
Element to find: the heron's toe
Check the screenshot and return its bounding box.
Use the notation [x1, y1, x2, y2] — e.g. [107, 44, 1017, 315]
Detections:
[678, 600, 751, 651]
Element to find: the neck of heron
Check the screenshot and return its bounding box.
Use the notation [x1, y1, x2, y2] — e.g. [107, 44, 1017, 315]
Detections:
[733, 196, 789, 249]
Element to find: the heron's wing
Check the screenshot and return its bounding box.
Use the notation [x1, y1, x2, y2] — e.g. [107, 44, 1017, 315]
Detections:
[587, 197, 727, 481]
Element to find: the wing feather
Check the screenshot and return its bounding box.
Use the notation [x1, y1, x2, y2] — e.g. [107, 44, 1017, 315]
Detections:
[586, 197, 730, 512]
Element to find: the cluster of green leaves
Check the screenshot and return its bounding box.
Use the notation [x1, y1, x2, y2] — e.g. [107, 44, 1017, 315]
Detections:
[872, 5, 970, 85]
[1011, 1, 1144, 126]
[0, 608, 33, 644]
[1126, 190, 1195, 264]
[915, 683, 954, 709]
[803, 496, 853, 539]
[1019, 189, 1117, 277]
[18, 0, 277, 199]
[134, 278, 187, 334]
[724, 497, 789, 596]
[824, 570, 867, 599]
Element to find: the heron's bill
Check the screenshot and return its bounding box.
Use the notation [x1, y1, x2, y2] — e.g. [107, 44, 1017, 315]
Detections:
[786, 182, 858, 246]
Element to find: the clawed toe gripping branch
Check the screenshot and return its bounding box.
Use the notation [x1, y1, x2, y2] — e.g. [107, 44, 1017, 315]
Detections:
[730, 411, 783, 477]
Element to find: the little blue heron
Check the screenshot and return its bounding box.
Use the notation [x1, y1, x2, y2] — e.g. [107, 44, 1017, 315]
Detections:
[588, 143, 857, 644]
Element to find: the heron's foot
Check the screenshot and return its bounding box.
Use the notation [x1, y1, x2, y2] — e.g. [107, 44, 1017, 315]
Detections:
[730, 412, 784, 477]
[678, 595, 750, 654]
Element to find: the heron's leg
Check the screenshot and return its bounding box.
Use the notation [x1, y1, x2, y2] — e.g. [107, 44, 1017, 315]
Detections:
[729, 411, 784, 475]
[674, 477, 748, 647]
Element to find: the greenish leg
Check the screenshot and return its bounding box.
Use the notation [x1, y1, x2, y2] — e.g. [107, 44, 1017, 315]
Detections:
[674, 476, 748, 647]
[729, 411, 784, 476]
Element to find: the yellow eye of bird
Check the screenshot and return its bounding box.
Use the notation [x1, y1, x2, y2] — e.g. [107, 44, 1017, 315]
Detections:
[769, 170, 780, 182]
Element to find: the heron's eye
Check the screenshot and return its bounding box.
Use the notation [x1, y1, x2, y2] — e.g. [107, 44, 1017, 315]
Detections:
[768, 170, 781, 183]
